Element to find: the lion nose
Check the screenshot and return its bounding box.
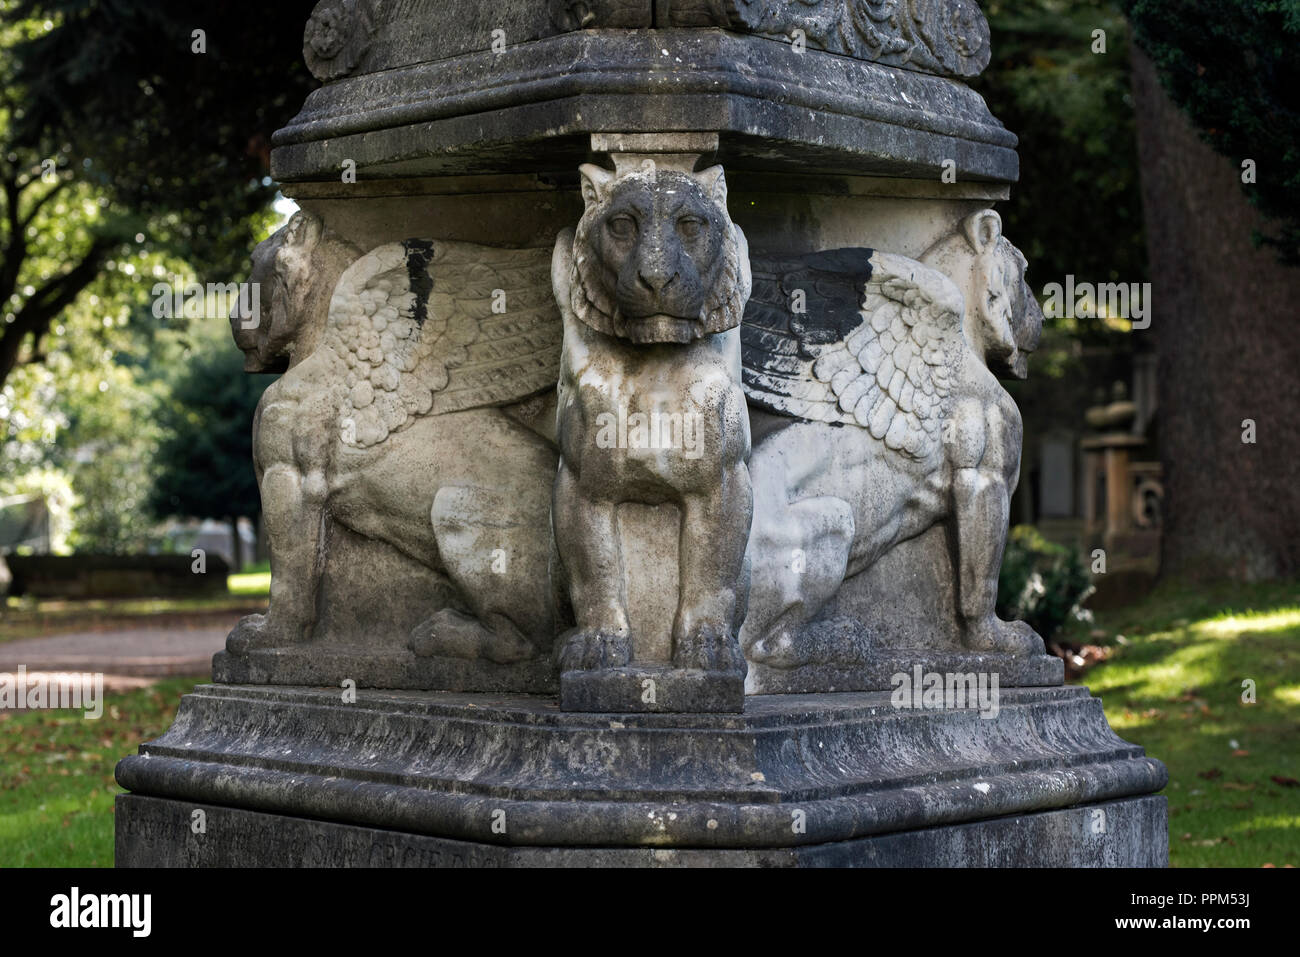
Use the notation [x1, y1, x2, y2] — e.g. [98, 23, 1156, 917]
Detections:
[637, 267, 678, 294]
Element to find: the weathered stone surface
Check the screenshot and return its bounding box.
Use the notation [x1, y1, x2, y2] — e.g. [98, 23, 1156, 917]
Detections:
[212, 646, 557, 694]
[271, 31, 1017, 182]
[116, 683, 1166, 853]
[747, 650, 1063, 694]
[559, 664, 746, 712]
[116, 793, 1168, 867]
[552, 148, 752, 710]
[740, 210, 1048, 675]
[295, 1, 993, 82]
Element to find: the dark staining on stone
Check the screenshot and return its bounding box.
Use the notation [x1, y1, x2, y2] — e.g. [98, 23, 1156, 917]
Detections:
[403, 239, 436, 327]
[742, 247, 876, 377]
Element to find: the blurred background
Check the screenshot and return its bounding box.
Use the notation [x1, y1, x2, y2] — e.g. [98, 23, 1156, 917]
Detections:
[0, 0, 1296, 867]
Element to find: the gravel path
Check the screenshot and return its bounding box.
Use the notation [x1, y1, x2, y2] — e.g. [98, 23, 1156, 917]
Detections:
[0, 624, 229, 677]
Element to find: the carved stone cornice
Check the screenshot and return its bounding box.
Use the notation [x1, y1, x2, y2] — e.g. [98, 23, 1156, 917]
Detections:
[550, 0, 992, 77]
[302, 1, 992, 84]
[720, 0, 991, 78]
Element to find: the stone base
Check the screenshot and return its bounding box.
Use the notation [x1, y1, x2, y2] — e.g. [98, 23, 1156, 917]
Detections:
[560, 665, 744, 713]
[116, 793, 1167, 867]
[747, 651, 1064, 695]
[213, 647, 557, 694]
[116, 683, 1166, 867]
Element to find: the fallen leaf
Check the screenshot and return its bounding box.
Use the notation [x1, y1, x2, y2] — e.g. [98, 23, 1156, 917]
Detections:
[1198, 768, 1223, 780]
[1270, 776, 1299, 788]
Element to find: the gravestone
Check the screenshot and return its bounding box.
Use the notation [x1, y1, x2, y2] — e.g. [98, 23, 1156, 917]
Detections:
[115, 0, 1168, 867]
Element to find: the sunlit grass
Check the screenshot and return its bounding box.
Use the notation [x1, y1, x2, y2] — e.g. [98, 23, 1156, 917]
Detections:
[228, 571, 271, 597]
[1071, 579, 1300, 867]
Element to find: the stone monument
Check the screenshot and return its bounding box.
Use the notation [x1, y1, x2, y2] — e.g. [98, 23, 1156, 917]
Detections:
[115, 0, 1168, 867]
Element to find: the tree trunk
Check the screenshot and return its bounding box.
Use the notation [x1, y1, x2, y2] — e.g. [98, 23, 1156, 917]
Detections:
[1129, 47, 1300, 580]
[229, 517, 243, 574]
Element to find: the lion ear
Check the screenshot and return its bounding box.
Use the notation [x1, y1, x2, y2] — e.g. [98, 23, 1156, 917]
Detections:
[962, 209, 1002, 255]
[579, 164, 615, 206]
[695, 165, 728, 208]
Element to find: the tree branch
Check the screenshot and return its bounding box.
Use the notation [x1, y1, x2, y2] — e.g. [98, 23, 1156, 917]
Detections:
[20, 178, 68, 231]
[0, 237, 111, 388]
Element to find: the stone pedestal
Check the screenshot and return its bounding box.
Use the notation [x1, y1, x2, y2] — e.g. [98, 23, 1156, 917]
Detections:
[115, 1, 1169, 868]
[116, 683, 1166, 867]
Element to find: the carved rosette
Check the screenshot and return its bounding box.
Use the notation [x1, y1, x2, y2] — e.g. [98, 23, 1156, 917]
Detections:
[303, 0, 377, 82]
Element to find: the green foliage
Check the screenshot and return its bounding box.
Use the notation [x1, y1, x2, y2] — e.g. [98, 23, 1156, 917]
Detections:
[9, 0, 318, 278]
[977, 1, 1147, 291]
[997, 525, 1095, 639]
[977, 2, 1144, 461]
[0, 0, 302, 550]
[1123, 0, 1300, 264]
[148, 326, 269, 525]
[0, 466, 72, 551]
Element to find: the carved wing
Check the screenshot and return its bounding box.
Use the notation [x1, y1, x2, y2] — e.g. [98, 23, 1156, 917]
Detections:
[326, 240, 560, 448]
[741, 248, 964, 460]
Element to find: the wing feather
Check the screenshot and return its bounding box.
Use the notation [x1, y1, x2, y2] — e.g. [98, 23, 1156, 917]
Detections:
[741, 248, 965, 461]
[327, 240, 560, 448]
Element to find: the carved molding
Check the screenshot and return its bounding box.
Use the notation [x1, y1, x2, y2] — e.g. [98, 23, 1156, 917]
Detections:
[723, 0, 991, 78]
[548, 0, 991, 78]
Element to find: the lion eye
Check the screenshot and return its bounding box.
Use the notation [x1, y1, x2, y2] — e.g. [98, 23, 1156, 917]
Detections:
[677, 216, 704, 239]
[607, 215, 637, 240]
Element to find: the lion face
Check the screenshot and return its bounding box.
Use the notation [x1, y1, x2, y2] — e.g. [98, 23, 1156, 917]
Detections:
[570, 161, 748, 344]
[230, 211, 360, 373]
[979, 237, 1042, 380]
[920, 209, 1041, 380]
[231, 227, 288, 372]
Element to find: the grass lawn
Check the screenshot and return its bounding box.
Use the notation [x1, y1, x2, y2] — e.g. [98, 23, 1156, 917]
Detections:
[0, 676, 202, 867]
[0, 576, 1295, 867]
[1062, 579, 1300, 867]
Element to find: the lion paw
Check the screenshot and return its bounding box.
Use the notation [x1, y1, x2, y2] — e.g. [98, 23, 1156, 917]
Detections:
[409, 608, 537, 664]
[673, 624, 746, 674]
[225, 613, 300, 655]
[556, 628, 633, 672]
[746, 630, 810, 668]
[964, 617, 1045, 656]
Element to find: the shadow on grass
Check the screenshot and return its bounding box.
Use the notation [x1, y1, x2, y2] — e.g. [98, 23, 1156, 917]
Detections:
[1069, 578, 1300, 867]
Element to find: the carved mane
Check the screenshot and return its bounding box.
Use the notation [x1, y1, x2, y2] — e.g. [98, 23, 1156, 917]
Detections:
[567, 166, 749, 340]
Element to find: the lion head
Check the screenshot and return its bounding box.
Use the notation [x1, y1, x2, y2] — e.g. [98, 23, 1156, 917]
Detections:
[921, 209, 1042, 380]
[231, 210, 361, 373]
[568, 157, 750, 345]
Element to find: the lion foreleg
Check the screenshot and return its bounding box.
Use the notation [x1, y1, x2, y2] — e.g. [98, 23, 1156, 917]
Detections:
[951, 403, 1044, 655]
[227, 388, 331, 654]
[671, 466, 752, 673]
[553, 465, 633, 670]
